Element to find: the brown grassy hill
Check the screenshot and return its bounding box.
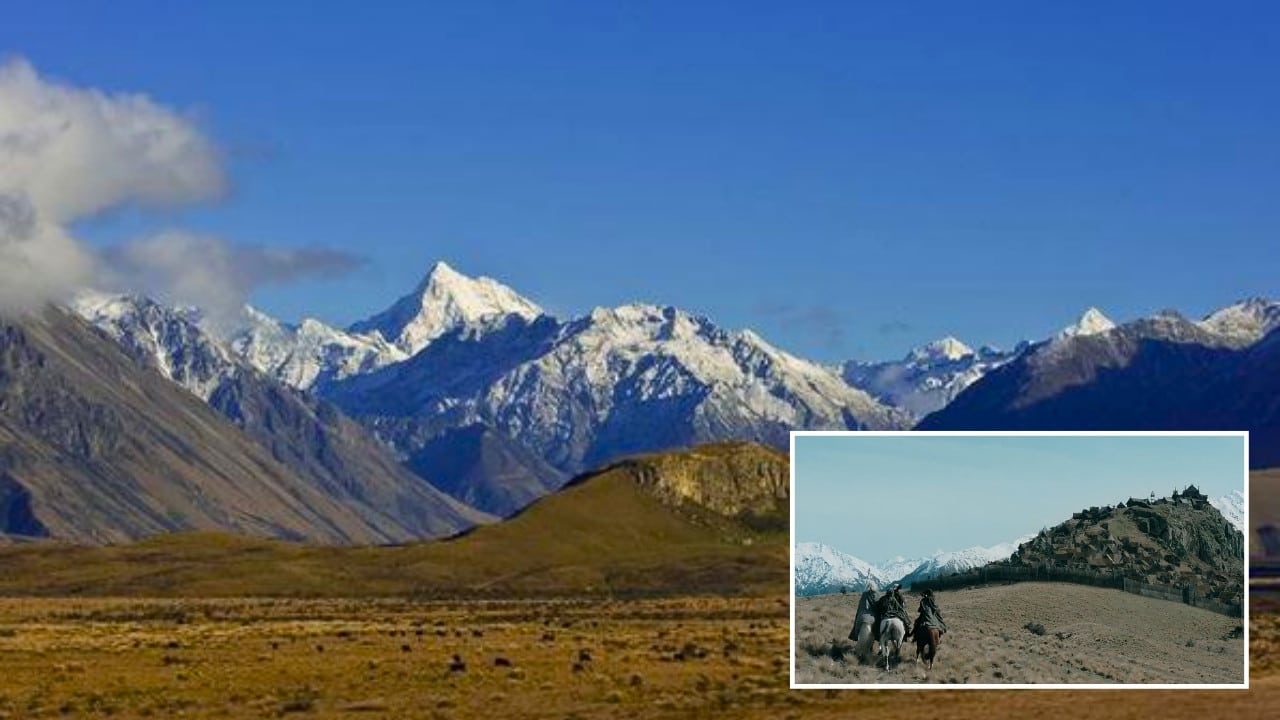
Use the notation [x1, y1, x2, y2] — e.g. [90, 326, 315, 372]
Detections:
[0, 442, 789, 597]
[0, 307, 485, 545]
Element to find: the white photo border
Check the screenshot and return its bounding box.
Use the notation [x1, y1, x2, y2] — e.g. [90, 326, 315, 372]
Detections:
[788, 429, 1250, 691]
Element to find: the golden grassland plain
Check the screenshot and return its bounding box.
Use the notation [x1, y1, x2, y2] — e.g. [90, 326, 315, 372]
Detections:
[796, 584, 1242, 684]
[0, 595, 1278, 719]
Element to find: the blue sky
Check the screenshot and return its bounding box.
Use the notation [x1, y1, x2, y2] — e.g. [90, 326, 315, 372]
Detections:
[793, 434, 1246, 560]
[6, 2, 1278, 360]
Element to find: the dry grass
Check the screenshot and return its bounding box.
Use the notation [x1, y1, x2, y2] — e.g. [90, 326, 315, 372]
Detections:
[0, 595, 795, 719]
[796, 583, 1244, 684]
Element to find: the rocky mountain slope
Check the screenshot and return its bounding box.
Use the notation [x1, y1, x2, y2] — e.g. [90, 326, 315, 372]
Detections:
[917, 310, 1280, 466]
[0, 307, 484, 544]
[69, 291, 492, 536]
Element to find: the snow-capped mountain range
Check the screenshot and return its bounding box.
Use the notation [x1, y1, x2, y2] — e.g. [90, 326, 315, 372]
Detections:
[842, 339, 1022, 419]
[795, 535, 1036, 596]
[326, 299, 908, 475]
[349, 261, 544, 355]
[794, 542, 889, 597]
[72, 290, 239, 401]
[67, 261, 908, 514]
[1197, 298, 1280, 345]
[841, 309, 1114, 419]
[68, 261, 1277, 516]
[896, 535, 1036, 588]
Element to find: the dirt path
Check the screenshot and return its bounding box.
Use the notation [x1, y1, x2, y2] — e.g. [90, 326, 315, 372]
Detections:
[795, 582, 1244, 684]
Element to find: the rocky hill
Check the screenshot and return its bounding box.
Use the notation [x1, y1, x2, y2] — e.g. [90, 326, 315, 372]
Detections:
[1004, 485, 1244, 605]
[584, 441, 788, 523]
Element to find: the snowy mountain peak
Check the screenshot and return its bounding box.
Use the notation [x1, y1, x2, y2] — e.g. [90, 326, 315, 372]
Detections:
[795, 542, 887, 596]
[1198, 298, 1280, 344]
[1057, 307, 1115, 339]
[232, 306, 407, 392]
[898, 534, 1035, 587]
[349, 261, 544, 355]
[907, 336, 974, 363]
[1210, 489, 1245, 533]
[69, 290, 234, 401]
[843, 335, 1016, 420]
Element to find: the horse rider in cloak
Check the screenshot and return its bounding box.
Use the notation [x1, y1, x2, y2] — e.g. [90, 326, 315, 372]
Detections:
[848, 580, 879, 640]
[909, 588, 948, 639]
[873, 583, 911, 641]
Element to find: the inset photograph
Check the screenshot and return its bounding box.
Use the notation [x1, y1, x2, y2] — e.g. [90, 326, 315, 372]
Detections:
[791, 431, 1247, 688]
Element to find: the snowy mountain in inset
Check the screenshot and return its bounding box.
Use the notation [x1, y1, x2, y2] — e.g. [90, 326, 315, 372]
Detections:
[875, 554, 932, 585]
[795, 542, 888, 597]
[1210, 489, 1245, 533]
[898, 534, 1036, 588]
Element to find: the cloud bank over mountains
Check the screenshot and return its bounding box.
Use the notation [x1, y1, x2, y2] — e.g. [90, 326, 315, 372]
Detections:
[0, 57, 357, 321]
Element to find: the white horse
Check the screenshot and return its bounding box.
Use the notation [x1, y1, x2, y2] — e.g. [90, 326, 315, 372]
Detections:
[878, 617, 905, 670]
[852, 612, 877, 662]
[849, 585, 880, 663]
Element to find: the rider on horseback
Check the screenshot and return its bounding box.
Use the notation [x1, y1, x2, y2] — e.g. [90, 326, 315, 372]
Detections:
[873, 583, 910, 642]
[848, 580, 879, 641]
[909, 588, 948, 639]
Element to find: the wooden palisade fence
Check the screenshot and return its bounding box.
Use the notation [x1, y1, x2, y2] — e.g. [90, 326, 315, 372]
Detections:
[912, 564, 1242, 618]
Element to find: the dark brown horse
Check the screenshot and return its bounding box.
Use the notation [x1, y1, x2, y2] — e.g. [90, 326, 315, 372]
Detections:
[912, 623, 941, 670]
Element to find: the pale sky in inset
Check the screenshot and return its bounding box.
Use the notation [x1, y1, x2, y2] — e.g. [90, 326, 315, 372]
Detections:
[794, 434, 1245, 562]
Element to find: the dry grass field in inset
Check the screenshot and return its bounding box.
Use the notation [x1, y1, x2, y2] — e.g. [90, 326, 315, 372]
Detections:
[795, 583, 1243, 685]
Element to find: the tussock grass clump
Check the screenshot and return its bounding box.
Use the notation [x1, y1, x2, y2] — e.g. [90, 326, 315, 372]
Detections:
[1024, 622, 1046, 636]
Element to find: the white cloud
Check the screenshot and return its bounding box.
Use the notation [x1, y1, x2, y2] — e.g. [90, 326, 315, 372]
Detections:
[0, 57, 357, 318]
[0, 58, 225, 224]
[102, 231, 364, 331]
[0, 194, 94, 313]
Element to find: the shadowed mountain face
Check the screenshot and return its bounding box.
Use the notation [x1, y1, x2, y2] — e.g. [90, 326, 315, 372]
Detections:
[0, 442, 790, 597]
[0, 307, 487, 544]
[918, 315, 1279, 467]
[407, 424, 568, 517]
